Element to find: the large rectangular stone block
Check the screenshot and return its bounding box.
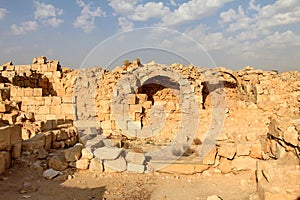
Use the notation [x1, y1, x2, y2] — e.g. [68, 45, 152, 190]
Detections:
[127, 94, 137, 105]
[129, 104, 142, 113]
[62, 96, 75, 104]
[101, 121, 112, 130]
[10, 124, 22, 145]
[50, 105, 62, 115]
[0, 126, 11, 151]
[24, 88, 33, 97]
[22, 134, 45, 152]
[0, 151, 10, 173]
[61, 104, 74, 115]
[33, 88, 42, 97]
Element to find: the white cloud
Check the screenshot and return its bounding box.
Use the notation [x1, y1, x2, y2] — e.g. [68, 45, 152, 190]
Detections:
[11, 21, 38, 35]
[0, 8, 8, 20]
[222, 0, 300, 33]
[185, 25, 229, 51]
[131, 2, 170, 21]
[118, 17, 134, 32]
[73, 0, 105, 33]
[34, 1, 63, 20]
[161, 0, 233, 26]
[220, 6, 245, 23]
[109, 0, 138, 15]
[257, 30, 300, 49]
[170, 0, 177, 7]
[43, 18, 64, 27]
[34, 1, 63, 28]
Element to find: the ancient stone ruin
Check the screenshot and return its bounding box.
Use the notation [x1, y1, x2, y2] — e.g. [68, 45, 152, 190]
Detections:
[0, 56, 299, 199]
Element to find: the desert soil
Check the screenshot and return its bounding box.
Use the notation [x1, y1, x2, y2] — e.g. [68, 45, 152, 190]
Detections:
[0, 160, 257, 200]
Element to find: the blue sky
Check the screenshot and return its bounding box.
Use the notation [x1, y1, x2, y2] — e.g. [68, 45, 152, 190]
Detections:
[0, 0, 299, 71]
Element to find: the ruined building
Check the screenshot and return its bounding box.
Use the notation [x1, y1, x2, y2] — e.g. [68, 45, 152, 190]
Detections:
[0, 56, 299, 199]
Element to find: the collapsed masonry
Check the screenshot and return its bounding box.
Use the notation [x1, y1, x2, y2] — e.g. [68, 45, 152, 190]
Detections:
[0, 56, 299, 198]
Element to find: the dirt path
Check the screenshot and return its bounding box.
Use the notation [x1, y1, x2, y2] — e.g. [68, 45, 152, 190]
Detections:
[0, 162, 257, 200]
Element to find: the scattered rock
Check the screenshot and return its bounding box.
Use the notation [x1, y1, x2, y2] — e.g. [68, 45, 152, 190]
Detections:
[103, 157, 127, 172]
[76, 158, 90, 170]
[48, 156, 68, 171]
[89, 158, 103, 172]
[94, 146, 123, 160]
[81, 148, 93, 160]
[43, 168, 61, 180]
[65, 143, 82, 162]
[37, 149, 49, 159]
[125, 152, 145, 164]
[218, 143, 236, 159]
[20, 181, 38, 194]
[127, 163, 145, 173]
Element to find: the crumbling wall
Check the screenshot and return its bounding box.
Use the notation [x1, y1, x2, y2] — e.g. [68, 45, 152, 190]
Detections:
[0, 57, 299, 185]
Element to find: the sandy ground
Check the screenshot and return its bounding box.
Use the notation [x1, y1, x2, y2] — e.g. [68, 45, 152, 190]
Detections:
[0, 160, 258, 200]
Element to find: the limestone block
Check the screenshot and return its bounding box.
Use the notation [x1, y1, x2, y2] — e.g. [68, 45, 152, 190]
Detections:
[218, 143, 236, 159]
[12, 143, 22, 159]
[94, 146, 122, 160]
[143, 101, 152, 109]
[46, 114, 56, 121]
[0, 151, 10, 169]
[50, 105, 62, 115]
[34, 114, 46, 121]
[81, 148, 93, 160]
[10, 87, 18, 97]
[0, 153, 6, 174]
[76, 158, 89, 170]
[129, 104, 142, 113]
[37, 106, 50, 115]
[51, 97, 62, 105]
[22, 134, 45, 152]
[89, 158, 103, 172]
[156, 163, 209, 174]
[283, 126, 298, 146]
[0, 126, 11, 151]
[125, 152, 145, 164]
[31, 64, 41, 71]
[136, 94, 148, 104]
[236, 143, 251, 156]
[44, 132, 52, 151]
[10, 124, 22, 145]
[24, 88, 33, 97]
[33, 88, 42, 97]
[127, 94, 137, 105]
[127, 163, 145, 173]
[103, 157, 127, 172]
[165, 101, 176, 112]
[43, 168, 61, 180]
[17, 88, 24, 97]
[61, 104, 73, 115]
[218, 157, 232, 174]
[33, 97, 45, 106]
[250, 142, 262, 159]
[65, 143, 82, 162]
[6, 65, 14, 71]
[62, 96, 75, 104]
[48, 156, 68, 171]
[231, 156, 257, 171]
[202, 147, 217, 165]
[101, 121, 112, 130]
